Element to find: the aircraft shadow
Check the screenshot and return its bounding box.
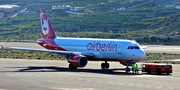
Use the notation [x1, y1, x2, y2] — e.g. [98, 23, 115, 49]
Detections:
[3, 66, 171, 76]
[4, 66, 142, 75]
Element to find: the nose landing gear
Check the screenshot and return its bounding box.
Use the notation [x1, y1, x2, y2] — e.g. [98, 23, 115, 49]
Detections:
[125, 63, 131, 73]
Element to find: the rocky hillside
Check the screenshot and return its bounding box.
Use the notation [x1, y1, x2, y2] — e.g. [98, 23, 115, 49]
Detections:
[149, 12, 180, 35]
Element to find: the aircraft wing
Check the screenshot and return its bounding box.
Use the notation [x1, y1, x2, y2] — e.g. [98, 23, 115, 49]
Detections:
[0, 45, 95, 57]
[140, 45, 148, 49]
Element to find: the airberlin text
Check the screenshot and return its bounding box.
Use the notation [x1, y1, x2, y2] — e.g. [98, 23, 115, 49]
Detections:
[87, 42, 117, 52]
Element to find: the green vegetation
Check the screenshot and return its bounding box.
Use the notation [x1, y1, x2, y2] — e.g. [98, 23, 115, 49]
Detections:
[0, 0, 180, 45]
[1, 0, 180, 64]
[0, 50, 66, 60]
[70, 0, 149, 8]
[145, 53, 180, 60]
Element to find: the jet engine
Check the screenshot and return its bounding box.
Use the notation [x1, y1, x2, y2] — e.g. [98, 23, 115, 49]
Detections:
[68, 55, 88, 67]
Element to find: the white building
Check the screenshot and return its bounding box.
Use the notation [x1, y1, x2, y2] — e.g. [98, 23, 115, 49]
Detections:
[0, 5, 20, 12]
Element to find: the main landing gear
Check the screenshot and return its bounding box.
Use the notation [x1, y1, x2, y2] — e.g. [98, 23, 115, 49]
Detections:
[101, 61, 110, 69]
[125, 63, 131, 73]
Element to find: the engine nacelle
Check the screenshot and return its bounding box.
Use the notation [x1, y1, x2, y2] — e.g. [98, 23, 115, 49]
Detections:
[68, 55, 88, 67]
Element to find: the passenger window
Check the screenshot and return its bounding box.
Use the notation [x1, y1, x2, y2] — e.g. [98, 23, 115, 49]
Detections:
[128, 46, 130, 49]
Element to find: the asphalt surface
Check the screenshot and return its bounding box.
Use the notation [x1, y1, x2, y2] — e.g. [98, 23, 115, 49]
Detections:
[144, 45, 180, 54]
[0, 42, 180, 90]
[0, 42, 44, 49]
[0, 58, 180, 90]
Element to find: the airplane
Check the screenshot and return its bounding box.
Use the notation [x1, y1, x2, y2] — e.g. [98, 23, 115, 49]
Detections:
[0, 8, 146, 72]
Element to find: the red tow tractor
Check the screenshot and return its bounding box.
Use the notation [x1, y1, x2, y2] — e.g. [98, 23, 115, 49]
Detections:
[142, 63, 172, 75]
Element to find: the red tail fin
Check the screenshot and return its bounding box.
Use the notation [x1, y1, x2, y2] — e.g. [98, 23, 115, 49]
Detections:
[40, 8, 56, 39]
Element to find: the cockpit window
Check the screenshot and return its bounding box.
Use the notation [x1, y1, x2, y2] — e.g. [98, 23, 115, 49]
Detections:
[127, 46, 140, 49]
[134, 46, 140, 49]
[131, 46, 134, 49]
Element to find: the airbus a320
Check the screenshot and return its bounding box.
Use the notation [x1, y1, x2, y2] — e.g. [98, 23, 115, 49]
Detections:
[0, 8, 147, 73]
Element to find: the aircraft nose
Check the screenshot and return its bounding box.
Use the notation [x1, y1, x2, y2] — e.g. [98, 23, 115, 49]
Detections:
[138, 50, 146, 60]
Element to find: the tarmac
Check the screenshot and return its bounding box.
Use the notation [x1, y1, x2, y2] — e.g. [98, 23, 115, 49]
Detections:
[0, 42, 179, 90]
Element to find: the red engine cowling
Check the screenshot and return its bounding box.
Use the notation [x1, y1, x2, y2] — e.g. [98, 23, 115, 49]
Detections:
[68, 55, 88, 67]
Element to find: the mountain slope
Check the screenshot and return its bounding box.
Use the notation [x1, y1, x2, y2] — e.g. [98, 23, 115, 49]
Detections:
[149, 12, 180, 35]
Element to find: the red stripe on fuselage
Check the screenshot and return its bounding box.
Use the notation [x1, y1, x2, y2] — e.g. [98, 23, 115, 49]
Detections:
[87, 57, 140, 65]
[0, 45, 4, 50]
[119, 60, 139, 66]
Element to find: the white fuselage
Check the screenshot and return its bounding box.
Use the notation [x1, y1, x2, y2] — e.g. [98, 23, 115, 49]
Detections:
[54, 37, 146, 61]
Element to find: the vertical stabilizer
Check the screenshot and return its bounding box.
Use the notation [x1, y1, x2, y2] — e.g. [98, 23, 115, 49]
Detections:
[40, 8, 56, 39]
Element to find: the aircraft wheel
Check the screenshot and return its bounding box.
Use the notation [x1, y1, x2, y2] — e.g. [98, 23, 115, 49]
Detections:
[166, 72, 170, 75]
[125, 63, 130, 73]
[101, 63, 110, 69]
[105, 63, 110, 69]
[125, 68, 130, 73]
[101, 63, 106, 69]
[156, 68, 161, 75]
[146, 67, 151, 74]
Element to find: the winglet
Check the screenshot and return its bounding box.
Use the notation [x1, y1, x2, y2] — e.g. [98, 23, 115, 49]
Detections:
[0, 45, 10, 50]
[141, 45, 148, 49]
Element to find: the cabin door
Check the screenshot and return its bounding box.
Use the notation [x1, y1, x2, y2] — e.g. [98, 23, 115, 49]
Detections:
[118, 43, 124, 54]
